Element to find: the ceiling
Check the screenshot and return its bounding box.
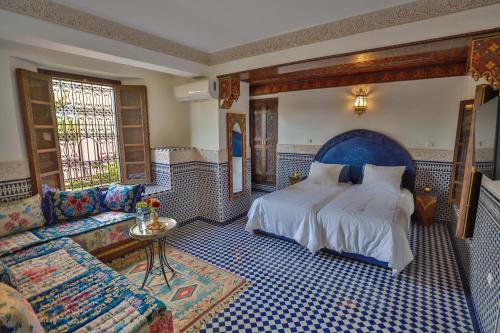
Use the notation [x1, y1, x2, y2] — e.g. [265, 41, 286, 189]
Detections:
[50, 0, 414, 53]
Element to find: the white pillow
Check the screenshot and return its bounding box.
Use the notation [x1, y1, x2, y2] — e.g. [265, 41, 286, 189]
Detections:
[361, 164, 405, 194]
[307, 162, 345, 187]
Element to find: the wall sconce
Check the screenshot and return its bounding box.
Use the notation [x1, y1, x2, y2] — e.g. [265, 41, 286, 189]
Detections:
[353, 88, 367, 117]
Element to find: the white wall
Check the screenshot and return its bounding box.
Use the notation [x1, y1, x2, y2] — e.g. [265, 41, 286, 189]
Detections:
[188, 81, 250, 152]
[0, 40, 191, 163]
[276, 76, 477, 149]
[189, 100, 220, 150]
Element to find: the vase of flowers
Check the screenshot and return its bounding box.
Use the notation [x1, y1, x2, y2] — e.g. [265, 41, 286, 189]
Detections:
[136, 197, 164, 232]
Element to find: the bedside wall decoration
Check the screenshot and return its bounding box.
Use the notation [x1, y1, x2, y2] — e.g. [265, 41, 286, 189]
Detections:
[219, 77, 240, 109]
[469, 34, 500, 90]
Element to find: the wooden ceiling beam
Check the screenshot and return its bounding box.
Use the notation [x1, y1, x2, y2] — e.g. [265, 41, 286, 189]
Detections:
[250, 62, 467, 96]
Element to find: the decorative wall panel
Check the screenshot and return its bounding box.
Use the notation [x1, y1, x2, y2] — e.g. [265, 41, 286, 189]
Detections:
[0, 178, 32, 203]
[450, 185, 500, 333]
[150, 156, 252, 225]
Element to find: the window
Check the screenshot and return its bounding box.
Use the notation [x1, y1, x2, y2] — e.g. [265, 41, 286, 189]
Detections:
[52, 79, 120, 190]
[448, 99, 474, 205]
[17, 69, 151, 194]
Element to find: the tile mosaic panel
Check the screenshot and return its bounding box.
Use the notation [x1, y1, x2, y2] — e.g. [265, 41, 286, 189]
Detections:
[414, 161, 453, 221]
[469, 186, 500, 333]
[0, 178, 32, 203]
[151, 159, 251, 225]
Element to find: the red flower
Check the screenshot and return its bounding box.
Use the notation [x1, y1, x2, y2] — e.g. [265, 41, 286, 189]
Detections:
[152, 201, 160, 208]
[146, 198, 151, 205]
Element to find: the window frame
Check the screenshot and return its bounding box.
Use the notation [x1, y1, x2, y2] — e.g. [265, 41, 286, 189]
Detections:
[17, 68, 151, 193]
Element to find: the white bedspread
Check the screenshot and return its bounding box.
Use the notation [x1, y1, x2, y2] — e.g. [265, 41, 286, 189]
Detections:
[246, 181, 351, 252]
[316, 185, 414, 273]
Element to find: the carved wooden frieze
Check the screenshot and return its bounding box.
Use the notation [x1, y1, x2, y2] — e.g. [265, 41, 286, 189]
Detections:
[219, 77, 240, 109]
[469, 35, 500, 89]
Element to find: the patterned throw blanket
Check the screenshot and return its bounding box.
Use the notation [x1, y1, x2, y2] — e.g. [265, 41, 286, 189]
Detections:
[1, 237, 170, 332]
[0, 211, 136, 257]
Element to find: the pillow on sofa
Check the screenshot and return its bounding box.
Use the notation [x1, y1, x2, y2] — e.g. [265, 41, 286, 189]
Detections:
[0, 195, 45, 238]
[44, 188, 100, 225]
[101, 184, 144, 213]
[0, 283, 45, 333]
[0, 262, 17, 289]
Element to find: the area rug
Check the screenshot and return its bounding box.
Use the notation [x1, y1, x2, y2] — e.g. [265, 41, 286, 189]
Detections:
[107, 246, 248, 333]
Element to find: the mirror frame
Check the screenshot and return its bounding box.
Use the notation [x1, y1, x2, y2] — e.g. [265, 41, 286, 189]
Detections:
[227, 113, 247, 200]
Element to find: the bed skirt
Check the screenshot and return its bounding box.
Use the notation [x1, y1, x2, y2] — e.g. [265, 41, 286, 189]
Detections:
[255, 229, 389, 268]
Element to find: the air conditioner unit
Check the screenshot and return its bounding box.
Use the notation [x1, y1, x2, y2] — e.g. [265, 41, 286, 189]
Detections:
[174, 79, 218, 102]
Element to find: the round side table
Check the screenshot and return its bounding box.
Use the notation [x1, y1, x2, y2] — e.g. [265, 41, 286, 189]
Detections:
[129, 217, 177, 289]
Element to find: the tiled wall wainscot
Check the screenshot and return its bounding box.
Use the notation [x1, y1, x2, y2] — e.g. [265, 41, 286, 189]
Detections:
[0, 178, 32, 203]
[150, 148, 252, 225]
[468, 184, 499, 333]
[414, 161, 453, 221]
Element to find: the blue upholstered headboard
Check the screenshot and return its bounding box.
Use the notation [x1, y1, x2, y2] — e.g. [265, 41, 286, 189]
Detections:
[314, 129, 415, 192]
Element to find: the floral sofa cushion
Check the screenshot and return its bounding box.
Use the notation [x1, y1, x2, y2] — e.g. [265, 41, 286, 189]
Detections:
[43, 188, 100, 225]
[0, 211, 136, 257]
[0, 282, 45, 333]
[71, 214, 137, 253]
[0, 261, 17, 289]
[2, 237, 171, 333]
[0, 195, 45, 238]
[101, 184, 144, 213]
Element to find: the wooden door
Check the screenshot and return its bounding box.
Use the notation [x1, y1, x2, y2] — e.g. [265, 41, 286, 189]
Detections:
[17, 69, 64, 194]
[250, 98, 278, 185]
[115, 85, 151, 184]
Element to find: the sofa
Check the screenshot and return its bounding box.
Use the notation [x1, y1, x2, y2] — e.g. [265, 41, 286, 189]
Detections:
[0, 185, 173, 333]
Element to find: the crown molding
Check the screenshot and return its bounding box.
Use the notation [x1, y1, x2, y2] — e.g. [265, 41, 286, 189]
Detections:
[1, 0, 499, 66]
[209, 0, 500, 64]
[0, 0, 210, 64]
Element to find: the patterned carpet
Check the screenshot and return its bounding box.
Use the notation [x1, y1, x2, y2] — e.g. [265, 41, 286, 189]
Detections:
[159, 218, 476, 332]
[108, 246, 247, 332]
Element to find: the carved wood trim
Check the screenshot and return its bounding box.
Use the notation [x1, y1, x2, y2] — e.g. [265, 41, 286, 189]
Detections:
[448, 99, 474, 205]
[227, 113, 247, 201]
[251, 62, 466, 96]
[469, 34, 500, 90]
[219, 77, 240, 109]
[456, 85, 489, 239]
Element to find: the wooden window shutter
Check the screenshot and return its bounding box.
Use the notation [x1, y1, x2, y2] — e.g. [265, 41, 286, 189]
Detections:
[16, 69, 65, 194]
[115, 85, 151, 184]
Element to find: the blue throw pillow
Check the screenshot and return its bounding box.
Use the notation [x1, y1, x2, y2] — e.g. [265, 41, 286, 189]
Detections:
[43, 187, 100, 225]
[0, 261, 17, 289]
[339, 165, 351, 183]
[102, 184, 144, 213]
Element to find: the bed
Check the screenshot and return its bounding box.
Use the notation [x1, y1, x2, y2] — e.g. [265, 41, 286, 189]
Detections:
[246, 129, 416, 273]
[246, 181, 351, 251]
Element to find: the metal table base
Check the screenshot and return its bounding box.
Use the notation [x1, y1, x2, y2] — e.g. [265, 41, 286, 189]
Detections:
[141, 238, 176, 289]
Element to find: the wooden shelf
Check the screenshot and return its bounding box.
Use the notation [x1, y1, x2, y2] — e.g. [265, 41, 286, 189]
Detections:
[37, 148, 58, 154]
[34, 125, 55, 129]
[124, 143, 143, 147]
[122, 125, 143, 128]
[124, 161, 144, 165]
[40, 170, 60, 177]
[121, 106, 141, 110]
[31, 99, 52, 106]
